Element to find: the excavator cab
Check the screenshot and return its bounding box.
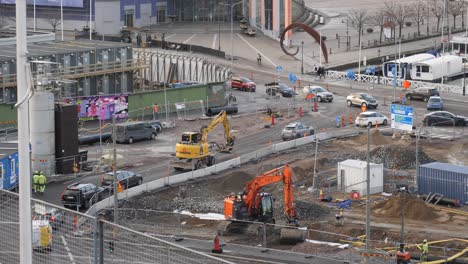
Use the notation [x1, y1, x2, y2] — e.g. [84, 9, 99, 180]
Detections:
[256, 193, 274, 223]
[181, 132, 201, 144]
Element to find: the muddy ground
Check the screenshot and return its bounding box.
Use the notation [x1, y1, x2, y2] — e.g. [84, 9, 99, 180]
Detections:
[115, 130, 468, 257]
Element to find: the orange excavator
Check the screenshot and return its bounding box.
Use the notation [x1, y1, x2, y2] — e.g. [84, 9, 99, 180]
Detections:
[222, 165, 304, 244]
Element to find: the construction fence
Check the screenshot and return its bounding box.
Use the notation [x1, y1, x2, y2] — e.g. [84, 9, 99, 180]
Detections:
[0, 188, 233, 264]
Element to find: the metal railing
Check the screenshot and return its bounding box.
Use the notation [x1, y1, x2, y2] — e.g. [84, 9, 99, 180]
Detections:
[0, 188, 232, 264]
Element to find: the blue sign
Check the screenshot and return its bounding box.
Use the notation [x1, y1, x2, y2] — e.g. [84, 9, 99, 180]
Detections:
[288, 73, 297, 83]
[346, 70, 355, 80]
[0, 0, 83, 7]
[366, 66, 376, 75]
[391, 104, 413, 131]
[276, 65, 283, 73]
[335, 116, 341, 124]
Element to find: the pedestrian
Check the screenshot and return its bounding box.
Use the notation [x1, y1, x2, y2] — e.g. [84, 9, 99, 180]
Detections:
[38, 171, 47, 194]
[313, 65, 318, 74]
[136, 33, 142, 48]
[161, 32, 166, 49]
[146, 33, 152, 48]
[32, 171, 40, 193]
[318, 67, 323, 79]
[153, 103, 159, 120]
[420, 239, 429, 261]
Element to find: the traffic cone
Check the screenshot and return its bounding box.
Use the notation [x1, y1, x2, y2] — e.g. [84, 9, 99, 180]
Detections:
[212, 235, 223, 253]
[271, 115, 275, 125]
[319, 189, 324, 200]
[375, 122, 379, 129]
[349, 114, 353, 124]
[299, 106, 303, 117]
[313, 101, 318, 112]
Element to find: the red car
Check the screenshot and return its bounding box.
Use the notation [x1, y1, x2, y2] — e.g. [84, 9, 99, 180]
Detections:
[231, 77, 256, 92]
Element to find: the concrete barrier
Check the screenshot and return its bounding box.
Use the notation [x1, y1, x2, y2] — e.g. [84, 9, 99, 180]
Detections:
[87, 130, 359, 216]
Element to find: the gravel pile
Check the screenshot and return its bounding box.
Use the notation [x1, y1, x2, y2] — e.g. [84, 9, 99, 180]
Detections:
[367, 145, 434, 169]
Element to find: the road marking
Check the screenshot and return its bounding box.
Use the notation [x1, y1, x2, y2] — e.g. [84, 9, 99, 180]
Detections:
[165, 34, 176, 40]
[183, 34, 197, 44]
[212, 34, 217, 49]
[236, 33, 277, 67]
[60, 235, 76, 264]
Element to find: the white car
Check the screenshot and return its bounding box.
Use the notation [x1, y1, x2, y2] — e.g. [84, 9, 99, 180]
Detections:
[302, 85, 334, 102]
[355, 111, 388, 127]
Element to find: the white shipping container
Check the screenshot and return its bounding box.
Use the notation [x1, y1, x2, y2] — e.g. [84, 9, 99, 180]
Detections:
[337, 159, 384, 196]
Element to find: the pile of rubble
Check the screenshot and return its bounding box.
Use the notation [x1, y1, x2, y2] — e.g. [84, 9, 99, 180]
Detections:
[368, 145, 434, 169]
[372, 194, 438, 221]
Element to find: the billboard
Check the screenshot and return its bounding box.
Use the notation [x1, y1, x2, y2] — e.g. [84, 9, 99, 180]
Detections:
[0, 0, 83, 8]
[77, 95, 128, 121]
[390, 104, 414, 132]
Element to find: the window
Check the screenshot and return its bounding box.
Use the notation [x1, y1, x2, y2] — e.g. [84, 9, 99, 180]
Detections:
[421, 66, 430, 73]
[124, 10, 134, 27]
[0, 164, 3, 182]
[10, 159, 15, 174]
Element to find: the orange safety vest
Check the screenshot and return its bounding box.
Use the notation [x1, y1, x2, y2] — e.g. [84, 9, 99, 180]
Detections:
[153, 105, 159, 113]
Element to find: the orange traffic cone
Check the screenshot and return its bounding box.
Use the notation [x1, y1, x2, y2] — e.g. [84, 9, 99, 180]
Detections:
[212, 235, 223, 253]
[271, 115, 275, 125]
[319, 189, 324, 200]
[299, 106, 303, 117]
[375, 122, 379, 129]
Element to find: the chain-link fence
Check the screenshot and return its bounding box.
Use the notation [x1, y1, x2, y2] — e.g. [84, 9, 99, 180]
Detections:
[0, 188, 232, 264]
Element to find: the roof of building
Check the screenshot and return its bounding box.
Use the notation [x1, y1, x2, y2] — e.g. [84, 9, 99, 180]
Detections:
[386, 53, 435, 64]
[414, 55, 462, 66]
[0, 142, 18, 160]
[420, 162, 468, 175]
[339, 159, 381, 168]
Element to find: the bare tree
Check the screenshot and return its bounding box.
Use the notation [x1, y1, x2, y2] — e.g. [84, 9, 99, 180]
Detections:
[411, 0, 425, 36]
[384, 1, 413, 39]
[370, 10, 387, 44]
[448, 0, 464, 29]
[48, 16, 61, 33]
[347, 8, 370, 45]
[430, 0, 444, 32]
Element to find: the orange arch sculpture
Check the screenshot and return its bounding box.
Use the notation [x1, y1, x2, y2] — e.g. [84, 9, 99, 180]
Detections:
[280, 23, 329, 64]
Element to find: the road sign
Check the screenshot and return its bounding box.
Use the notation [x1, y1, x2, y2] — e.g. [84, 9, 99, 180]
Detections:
[390, 104, 414, 132]
[276, 65, 283, 73]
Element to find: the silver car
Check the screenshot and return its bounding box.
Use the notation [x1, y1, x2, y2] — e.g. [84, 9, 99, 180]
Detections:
[303, 85, 334, 102]
[281, 122, 314, 141]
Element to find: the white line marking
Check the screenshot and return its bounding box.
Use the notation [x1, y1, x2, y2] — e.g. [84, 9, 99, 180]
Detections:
[60, 235, 76, 264]
[236, 33, 277, 67]
[183, 34, 197, 44]
[165, 34, 176, 40]
[212, 34, 217, 49]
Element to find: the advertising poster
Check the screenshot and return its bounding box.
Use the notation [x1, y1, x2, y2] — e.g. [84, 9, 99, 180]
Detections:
[77, 94, 128, 121]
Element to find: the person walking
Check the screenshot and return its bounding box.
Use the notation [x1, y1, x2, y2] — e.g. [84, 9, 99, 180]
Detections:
[420, 239, 429, 261]
[136, 33, 142, 48]
[146, 33, 152, 48]
[38, 171, 47, 194]
[32, 171, 40, 193]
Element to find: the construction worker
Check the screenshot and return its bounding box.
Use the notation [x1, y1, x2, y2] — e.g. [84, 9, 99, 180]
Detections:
[335, 208, 344, 226]
[32, 171, 40, 193]
[420, 239, 429, 261]
[38, 171, 47, 194]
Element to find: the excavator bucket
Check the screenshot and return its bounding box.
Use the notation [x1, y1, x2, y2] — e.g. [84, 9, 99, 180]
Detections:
[280, 228, 306, 245]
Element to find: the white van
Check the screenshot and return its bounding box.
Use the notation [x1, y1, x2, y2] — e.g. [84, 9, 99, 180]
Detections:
[32, 220, 52, 252]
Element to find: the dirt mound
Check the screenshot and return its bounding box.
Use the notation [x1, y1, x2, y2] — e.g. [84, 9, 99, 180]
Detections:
[368, 145, 435, 169]
[214, 170, 255, 193]
[355, 129, 393, 145]
[373, 195, 437, 221]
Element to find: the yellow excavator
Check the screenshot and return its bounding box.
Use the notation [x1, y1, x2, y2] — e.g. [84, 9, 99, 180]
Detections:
[172, 110, 235, 171]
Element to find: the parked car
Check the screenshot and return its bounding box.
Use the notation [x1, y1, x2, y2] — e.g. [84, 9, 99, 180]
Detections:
[266, 82, 296, 97]
[101, 170, 143, 190]
[355, 111, 388, 127]
[302, 85, 334, 102]
[426, 96, 444, 110]
[423, 111, 468, 126]
[231, 77, 256, 92]
[406, 87, 440, 102]
[281, 122, 314, 140]
[346, 93, 378, 109]
[33, 205, 65, 231]
[115, 121, 157, 144]
[61, 183, 104, 209]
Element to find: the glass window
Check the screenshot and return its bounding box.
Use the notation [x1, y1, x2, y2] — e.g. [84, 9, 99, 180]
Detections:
[240, 77, 251, 82]
[0, 164, 3, 181]
[421, 66, 430, 72]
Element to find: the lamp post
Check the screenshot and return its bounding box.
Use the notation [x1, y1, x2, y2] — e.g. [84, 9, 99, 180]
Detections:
[220, 1, 243, 63]
[61, 0, 64, 41]
[301, 41, 304, 76]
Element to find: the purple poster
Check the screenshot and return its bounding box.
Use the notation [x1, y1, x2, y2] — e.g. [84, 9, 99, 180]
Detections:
[0, 0, 83, 8]
[77, 95, 128, 121]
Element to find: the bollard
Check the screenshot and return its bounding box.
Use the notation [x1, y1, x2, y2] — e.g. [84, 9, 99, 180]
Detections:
[383, 97, 387, 106]
[313, 101, 318, 112]
[271, 115, 275, 125]
[299, 106, 303, 117]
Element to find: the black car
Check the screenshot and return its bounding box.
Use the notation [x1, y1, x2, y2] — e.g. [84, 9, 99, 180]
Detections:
[266, 82, 295, 98]
[61, 183, 104, 209]
[101, 170, 143, 190]
[423, 111, 468, 126]
[405, 87, 440, 102]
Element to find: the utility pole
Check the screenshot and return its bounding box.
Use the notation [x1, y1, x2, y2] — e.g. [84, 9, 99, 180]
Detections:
[112, 114, 118, 223]
[365, 125, 371, 252]
[60, 0, 64, 41]
[89, 0, 92, 40]
[16, 0, 33, 262]
[301, 41, 304, 76]
[312, 136, 319, 190]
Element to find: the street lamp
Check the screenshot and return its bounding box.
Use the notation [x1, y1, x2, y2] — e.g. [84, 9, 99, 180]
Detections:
[220, 1, 243, 63]
[301, 41, 304, 76]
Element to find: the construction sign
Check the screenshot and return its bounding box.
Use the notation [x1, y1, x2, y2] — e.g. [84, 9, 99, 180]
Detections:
[402, 80, 410, 89]
[361, 105, 367, 112]
[117, 182, 124, 193]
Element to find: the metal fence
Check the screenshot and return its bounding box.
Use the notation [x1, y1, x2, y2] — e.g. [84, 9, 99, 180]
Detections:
[0, 188, 233, 264]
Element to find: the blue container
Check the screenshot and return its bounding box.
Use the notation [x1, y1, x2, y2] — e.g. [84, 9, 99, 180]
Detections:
[0, 143, 19, 191]
[418, 162, 468, 205]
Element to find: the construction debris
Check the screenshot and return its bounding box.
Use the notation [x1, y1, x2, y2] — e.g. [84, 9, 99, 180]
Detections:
[368, 145, 435, 169]
[372, 194, 438, 221]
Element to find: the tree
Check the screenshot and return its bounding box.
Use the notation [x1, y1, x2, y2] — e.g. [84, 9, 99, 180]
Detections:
[384, 1, 413, 39]
[448, 0, 464, 29]
[411, 0, 425, 36]
[430, 0, 444, 32]
[48, 16, 61, 33]
[370, 10, 387, 44]
[347, 8, 370, 45]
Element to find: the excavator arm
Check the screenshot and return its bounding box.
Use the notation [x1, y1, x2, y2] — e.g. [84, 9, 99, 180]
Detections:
[243, 165, 297, 222]
[200, 110, 235, 149]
